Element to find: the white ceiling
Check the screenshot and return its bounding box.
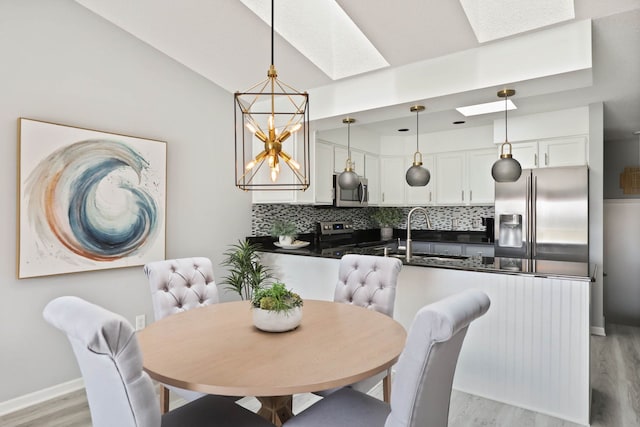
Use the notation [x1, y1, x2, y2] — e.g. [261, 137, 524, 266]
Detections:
[75, 0, 640, 142]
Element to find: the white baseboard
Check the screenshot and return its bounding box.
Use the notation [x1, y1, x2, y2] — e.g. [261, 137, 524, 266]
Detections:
[0, 378, 84, 416]
[591, 326, 606, 336]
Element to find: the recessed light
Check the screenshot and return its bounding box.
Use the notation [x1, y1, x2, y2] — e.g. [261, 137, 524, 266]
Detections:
[453, 120, 466, 125]
[456, 99, 516, 117]
[398, 128, 409, 132]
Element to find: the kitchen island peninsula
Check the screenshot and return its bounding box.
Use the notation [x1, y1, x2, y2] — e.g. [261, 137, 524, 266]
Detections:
[252, 233, 593, 426]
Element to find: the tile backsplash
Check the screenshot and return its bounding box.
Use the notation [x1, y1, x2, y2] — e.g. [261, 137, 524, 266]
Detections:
[252, 204, 494, 236]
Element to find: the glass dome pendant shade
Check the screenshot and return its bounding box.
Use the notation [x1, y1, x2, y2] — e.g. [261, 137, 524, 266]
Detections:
[406, 105, 430, 187]
[338, 117, 360, 190]
[491, 89, 522, 183]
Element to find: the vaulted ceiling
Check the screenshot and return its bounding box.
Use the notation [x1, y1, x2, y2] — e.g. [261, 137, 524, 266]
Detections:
[75, 0, 640, 142]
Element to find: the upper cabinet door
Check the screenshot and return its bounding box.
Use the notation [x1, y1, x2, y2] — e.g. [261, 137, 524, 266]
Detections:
[379, 156, 406, 205]
[334, 146, 365, 176]
[467, 148, 495, 205]
[539, 136, 588, 167]
[315, 141, 334, 205]
[509, 142, 539, 169]
[435, 152, 465, 205]
[365, 153, 380, 205]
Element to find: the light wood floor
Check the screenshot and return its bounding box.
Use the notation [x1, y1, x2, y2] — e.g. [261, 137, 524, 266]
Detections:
[2, 324, 638, 427]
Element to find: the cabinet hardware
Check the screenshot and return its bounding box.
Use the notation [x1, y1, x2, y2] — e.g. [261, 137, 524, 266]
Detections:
[534, 153, 538, 167]
[461, 190, 464, 201]
[545, 153, 548, 166]
[470, 190, 472, 202]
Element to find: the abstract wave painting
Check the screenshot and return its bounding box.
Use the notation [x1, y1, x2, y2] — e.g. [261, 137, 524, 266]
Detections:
[18, 119, 166, 278]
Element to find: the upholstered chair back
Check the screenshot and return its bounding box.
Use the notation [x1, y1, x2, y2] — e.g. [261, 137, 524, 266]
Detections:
[43, 296, 161, 427]
[144, 257, 219, 321]
[385, 289, 490, 427]
[334, 254, 402, 317]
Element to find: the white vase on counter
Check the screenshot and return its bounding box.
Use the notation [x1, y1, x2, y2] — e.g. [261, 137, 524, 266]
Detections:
[380, 227, 393, 240]
[279, 235, 294, 246]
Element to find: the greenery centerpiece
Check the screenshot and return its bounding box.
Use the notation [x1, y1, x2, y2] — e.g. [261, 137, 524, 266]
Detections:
[270, 219, 298, 246]
[370, 207, 403, 240]
[251, 282, 303, 332]
[222, 240, 272, 300]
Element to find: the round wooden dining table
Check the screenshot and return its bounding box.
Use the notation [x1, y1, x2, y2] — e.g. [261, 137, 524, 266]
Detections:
[137, 299, 407, 426]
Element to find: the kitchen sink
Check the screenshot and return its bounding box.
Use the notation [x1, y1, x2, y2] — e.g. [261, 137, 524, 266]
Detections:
[389, 253, 469, 262]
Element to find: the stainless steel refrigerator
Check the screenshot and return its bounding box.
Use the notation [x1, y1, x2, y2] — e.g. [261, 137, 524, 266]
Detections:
[494, 165, 589, 262]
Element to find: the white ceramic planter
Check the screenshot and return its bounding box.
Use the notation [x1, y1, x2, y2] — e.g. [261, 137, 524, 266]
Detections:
[279, 235, 294, 246]
[252, 306, 302, 332]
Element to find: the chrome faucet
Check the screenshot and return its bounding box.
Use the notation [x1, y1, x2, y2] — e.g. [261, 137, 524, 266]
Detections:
[406, 207, 432, 262]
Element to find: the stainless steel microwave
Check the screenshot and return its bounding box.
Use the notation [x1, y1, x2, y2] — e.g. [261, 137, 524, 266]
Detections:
[333, 174, 368, 207]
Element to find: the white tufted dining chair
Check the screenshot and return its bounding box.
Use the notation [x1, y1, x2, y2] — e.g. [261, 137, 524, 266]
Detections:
[143, 257, 220, 412]
[283, 289, 491, 427]
[316, 254, 402, 401]
[43, 296, 274, 427]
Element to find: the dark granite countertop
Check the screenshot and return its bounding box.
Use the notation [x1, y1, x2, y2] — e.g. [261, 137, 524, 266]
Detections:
[248, 230, 592, 282]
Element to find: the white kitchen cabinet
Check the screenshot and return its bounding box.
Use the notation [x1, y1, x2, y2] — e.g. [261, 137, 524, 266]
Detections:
[365, 153, 380, 205]
[314, 141, 334, 204]
[334, 146, 365, 176]
[539, 136, 588, 167]
[509, 136, 588, 169]
[466, 148, 495, 204]
[435, 149, 495, 205]
[379, 156, 406, 205]
[509, 141, 539, 169]
[406, 154, 435, 205]
[435, 152, 465, 205]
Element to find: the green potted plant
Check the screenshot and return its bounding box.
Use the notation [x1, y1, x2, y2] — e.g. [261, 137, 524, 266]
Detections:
[270, 219, 298, 246]
[251, 282, 303, 332]
[370, 207, 403, 240]
[221, 239, 272, 300]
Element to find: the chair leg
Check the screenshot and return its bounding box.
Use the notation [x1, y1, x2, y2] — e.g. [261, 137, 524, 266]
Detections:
[383, 368, 392, 403]
[159, 384, 170, 414]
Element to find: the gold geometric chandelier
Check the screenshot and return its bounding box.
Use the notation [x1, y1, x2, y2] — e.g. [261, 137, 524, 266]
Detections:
[234, 0, 309, 191]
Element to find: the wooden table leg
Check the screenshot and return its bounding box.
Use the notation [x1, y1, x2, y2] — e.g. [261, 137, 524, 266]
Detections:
[383, 368, 392, 403]
[159, 384, 170, 414]
[256, 395, 293, 427]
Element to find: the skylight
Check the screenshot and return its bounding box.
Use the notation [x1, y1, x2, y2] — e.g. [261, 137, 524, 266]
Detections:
[459, 0, 575, 43]
[456, 99, 516, 117]
[240, 0, 389, 80]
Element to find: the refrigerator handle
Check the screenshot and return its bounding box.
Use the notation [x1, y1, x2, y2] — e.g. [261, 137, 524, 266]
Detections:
[532, 175, 537, 257]
[526, 174, 532, 257]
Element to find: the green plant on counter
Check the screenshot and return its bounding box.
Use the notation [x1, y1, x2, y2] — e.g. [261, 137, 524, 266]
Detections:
[251, 282, 303, 313]
[222, 239, 272, 300]
[270, 219, 298, 238]
[370, 207, 403, 228]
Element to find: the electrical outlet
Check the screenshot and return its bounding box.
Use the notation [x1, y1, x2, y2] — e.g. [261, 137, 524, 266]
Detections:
[135, 314, 146, 331]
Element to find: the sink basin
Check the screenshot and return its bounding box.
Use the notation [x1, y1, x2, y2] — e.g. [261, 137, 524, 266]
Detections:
[389, 253, 469, 262]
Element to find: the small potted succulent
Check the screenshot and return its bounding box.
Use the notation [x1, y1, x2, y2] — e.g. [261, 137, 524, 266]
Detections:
[270, 219, 298, 246]
[370, 207, 403, 240]
[251, 282, 303, 332]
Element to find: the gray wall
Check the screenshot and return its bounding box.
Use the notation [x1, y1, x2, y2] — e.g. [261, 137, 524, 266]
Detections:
[0, 0, 251, 403]
[604, 136, 640, 199]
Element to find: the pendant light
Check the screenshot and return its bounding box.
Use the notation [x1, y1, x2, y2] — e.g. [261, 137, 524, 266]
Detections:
[405, 105, 431, 186]
[234, 0, 310, 191]
[491, 89, 522, 182]
[338, 117, 360, 190]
